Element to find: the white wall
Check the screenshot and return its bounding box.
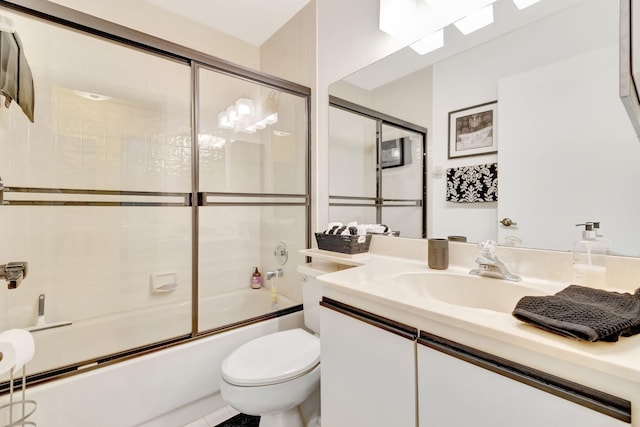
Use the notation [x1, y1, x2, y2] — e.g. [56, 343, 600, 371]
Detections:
[261, 0, 316, 88]
[499, 44, 640, 255]
[373, 66, 433, 130]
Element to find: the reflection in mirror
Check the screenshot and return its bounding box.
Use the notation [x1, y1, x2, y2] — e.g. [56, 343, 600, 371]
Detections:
[329, 0, 640, 257]
[380, 123, 425, 238]
[328, 100, 426, 238]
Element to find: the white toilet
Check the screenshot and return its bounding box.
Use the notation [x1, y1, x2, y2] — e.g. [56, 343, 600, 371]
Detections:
[220, 262, 334, 427]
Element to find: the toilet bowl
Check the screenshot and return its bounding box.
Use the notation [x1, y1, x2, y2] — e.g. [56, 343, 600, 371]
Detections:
[220, 328, 320, 427]
[220, 262, 338, 427]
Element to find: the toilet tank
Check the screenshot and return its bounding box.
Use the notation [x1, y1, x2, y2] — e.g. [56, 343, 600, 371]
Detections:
[298, 261, 347, 334]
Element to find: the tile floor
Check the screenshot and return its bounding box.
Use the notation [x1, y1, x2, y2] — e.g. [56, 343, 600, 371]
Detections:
[183, 405, 319, 427]
[212, 413, 260, 427]
[183, 405, 246, 427]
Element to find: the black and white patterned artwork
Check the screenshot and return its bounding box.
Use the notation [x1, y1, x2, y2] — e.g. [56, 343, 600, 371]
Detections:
[446, 163, 498, 203]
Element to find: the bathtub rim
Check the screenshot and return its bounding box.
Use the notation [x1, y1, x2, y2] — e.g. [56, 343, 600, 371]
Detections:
[0, 298, 302, 395]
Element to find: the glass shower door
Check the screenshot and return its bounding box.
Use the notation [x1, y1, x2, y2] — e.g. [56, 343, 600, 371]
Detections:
[0, 9, 193, 378]
[328, 106, 378, 227]
[380, 124, 425, 238]
[196, 66, 309, 333]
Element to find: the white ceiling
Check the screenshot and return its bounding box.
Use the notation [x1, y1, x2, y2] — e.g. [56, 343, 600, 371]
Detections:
[146, 0, 311, 46]
[141, 0, 585, 89]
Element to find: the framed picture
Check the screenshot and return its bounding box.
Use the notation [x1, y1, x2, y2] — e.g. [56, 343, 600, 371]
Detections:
[448, 100, 498, 159]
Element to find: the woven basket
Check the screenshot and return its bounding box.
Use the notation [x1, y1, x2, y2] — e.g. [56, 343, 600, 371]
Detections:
[315, 232, 372, 254]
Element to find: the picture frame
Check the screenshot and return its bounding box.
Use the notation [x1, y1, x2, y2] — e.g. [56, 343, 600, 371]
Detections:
[448, 100, 498, 159]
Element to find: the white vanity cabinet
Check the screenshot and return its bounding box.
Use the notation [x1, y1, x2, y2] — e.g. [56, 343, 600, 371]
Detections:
[417, 332, 631, 427]
[320, 298, 417, 427]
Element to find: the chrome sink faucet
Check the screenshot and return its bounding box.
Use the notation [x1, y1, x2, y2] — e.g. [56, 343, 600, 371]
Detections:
[469, 240, 521, 282]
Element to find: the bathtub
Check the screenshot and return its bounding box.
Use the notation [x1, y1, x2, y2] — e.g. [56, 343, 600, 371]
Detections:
[0, 290, 303, 427]
[2, 287, 300, 381]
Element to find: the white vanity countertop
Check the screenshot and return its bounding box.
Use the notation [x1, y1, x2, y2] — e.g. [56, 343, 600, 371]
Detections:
[310, 251, 640, 402]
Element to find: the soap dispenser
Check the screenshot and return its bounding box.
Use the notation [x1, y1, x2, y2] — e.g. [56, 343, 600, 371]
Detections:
[591, 221, 611, 255]
[250, 267, 263, 289]
[572, 223, 606, 287]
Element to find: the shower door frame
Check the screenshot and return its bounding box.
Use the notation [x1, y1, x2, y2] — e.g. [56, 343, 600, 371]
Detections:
[329, 95, 427, 238]
[0, 0, 311, 390]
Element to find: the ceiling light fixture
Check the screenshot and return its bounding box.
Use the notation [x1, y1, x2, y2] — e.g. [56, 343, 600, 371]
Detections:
[379, 0, 418, 39]
[410, 29, 444, 55]
[218, 96, 279, 134]
[235, 98, 255, 117]
[380, 0, 523, 55]
[265, 113, 278, 125]
[226, 105, 239, 124]
[454, 4, 494, 35]
[512, 0, 541, 9]
[218, 111, 233, 129]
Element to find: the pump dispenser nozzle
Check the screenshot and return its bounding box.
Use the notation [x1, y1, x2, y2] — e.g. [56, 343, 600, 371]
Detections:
[572, 222, 606, 286]
[590, 221, 611, 254]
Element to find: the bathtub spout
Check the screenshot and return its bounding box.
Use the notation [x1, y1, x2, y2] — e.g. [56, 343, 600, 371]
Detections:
[265, 269, 283, 280]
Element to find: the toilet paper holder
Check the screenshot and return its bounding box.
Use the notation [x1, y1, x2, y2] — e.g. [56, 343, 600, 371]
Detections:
[0, 329, 37, 426]
[0, 366, 37, 427]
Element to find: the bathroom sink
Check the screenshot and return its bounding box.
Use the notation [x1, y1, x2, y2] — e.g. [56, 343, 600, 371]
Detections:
[393, 272, 560, 313]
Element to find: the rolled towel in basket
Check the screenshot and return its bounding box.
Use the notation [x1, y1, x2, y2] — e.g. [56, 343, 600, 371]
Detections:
[513, 285, 640, 342]
[365, 224, 389, 234]
[325, 222, 342, 234]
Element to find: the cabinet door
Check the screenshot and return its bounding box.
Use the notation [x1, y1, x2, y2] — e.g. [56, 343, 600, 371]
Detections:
[418, 334, 630, 427]
[320, 298, 417, 427]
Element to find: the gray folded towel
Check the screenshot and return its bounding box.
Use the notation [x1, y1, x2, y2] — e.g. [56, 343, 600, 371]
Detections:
[0, 30, 34, 122]
[0, 30, 18, 107]
[513, 285, 640, 342]
[14, 32, 34, 122]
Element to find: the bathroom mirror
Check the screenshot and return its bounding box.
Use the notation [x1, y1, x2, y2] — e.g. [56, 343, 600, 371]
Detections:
[329, 0, 640, 257]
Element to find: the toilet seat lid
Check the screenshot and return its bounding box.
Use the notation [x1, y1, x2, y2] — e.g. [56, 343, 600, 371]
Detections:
[222, 328, 320, 386]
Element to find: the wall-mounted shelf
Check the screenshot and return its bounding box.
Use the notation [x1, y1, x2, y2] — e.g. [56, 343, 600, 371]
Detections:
[299, 249, 369, 267]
